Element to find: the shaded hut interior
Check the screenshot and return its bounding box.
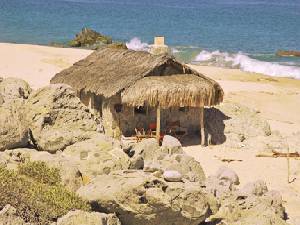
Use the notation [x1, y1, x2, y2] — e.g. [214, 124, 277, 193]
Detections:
[51, 47, 224, 143]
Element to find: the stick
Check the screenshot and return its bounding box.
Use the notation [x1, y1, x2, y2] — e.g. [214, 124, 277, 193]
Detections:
[287, 140, 290, 183]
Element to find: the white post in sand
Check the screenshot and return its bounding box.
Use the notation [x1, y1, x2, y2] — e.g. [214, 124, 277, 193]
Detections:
[200, 107, 205, 146]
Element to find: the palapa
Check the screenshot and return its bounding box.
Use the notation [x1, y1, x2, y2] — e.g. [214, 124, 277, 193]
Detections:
[51, 47, 224, 108]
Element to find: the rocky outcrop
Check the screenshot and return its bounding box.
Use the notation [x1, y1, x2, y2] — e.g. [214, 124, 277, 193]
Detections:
[77, 170, 211, 225]
[23, 84, 97, 153]
[62, 134, 130, 179]
[125, 138, 205, 183]
[0, 101, 29, 151]
[205, 168, 288, 225]
[69, 28, 112, 49]
[55, 210, 121, 225]
[0, 205, 30, 225]
[0, 78, 32, 104]
[276, 50, 300, 57]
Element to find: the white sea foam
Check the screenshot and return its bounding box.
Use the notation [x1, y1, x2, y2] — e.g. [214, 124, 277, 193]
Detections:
[194, 50, 300, 79]
[126, 37, 149, 51]
[171, 48, 181, 53]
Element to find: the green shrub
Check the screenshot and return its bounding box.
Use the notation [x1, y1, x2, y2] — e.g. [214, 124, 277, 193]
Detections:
[18, 161, 61, 185]
[0, 165, 90, 224]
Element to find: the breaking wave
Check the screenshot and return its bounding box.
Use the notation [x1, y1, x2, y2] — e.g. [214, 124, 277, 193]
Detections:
[126, 37, 149, 51]
[193, 50, 300, 79]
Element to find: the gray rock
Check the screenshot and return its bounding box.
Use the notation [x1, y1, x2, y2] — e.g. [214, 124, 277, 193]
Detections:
[156, 154, 206, 183]
[143, 161, 162, 173]
[163, 170, 182, 182]
[77, 170, 211, 225]
[131, 138, 160, 161]
[0, 205, 30, 225]
[161, 135, 183, 154]
[55, 210, 121, 225]
[0, 78, 32, 103]
[0, 101, 29, 151]
[62, 134, 130, 179]
[216, 166, 240, 185]
[23, 84, 97, 153]
[205, 175, 233, 198]
[240, 180, 268, 197]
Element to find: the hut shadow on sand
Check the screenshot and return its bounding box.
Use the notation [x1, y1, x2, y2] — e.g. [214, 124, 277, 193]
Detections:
[181, 108, 231, 147]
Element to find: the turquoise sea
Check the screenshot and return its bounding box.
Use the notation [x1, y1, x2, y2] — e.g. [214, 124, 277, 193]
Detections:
[0, 0, 300, 78]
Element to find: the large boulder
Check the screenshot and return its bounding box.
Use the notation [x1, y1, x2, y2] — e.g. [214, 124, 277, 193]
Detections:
[77, 170, 211, 225]
[0, 205, 30, 225]
[23, 84, 97, 153]
[161, 135, 183, 154]
[69, 28, 112, 49]
[0, 101, 29, 151]
[0, 78, 32, 103]
[55, 210, 121, 225]
[62, 134, 130, 179]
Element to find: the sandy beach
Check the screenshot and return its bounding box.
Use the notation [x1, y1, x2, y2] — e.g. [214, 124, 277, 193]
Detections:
[1, 43, 300, 224]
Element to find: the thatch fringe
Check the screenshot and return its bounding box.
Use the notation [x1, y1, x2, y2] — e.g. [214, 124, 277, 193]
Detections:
[121, 74, 223, 108]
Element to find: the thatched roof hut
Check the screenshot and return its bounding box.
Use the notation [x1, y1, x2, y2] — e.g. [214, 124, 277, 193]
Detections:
[51, 47, 223, 106]
[51, 47, 224, 145]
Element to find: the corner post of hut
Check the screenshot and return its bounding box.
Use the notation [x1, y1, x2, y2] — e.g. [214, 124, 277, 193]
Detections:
[156, 104, 161, 144]
[200, 106, 205, 146]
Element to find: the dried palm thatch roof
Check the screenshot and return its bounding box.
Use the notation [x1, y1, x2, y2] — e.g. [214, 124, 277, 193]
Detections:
[122, 74, 223, 108]
[51, 47, 224, 107]
[51, 47, 196, 97]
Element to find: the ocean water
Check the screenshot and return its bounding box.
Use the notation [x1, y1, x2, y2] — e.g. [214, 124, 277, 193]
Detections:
[1, 0, 300, 78]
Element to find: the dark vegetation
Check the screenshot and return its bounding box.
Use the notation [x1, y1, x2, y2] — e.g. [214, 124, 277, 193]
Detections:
[0, 161, 90, 224]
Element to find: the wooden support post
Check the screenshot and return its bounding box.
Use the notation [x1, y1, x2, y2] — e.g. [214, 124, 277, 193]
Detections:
[156, 105, 161, 144]
[88, 93, 95, 112]
[200, 107, 205, 146]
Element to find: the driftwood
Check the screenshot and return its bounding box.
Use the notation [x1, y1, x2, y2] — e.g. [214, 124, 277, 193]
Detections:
[256, 150, 300, 159]
[214, 155, 243, 163]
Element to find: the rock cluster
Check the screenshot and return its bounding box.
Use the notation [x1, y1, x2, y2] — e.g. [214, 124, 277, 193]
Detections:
[204, 167, 288, 225]
[77, 170, 210, 225]
[276, 50, 300, 57]
[68, 28, 112, 49]
[0, 78, 291, 225]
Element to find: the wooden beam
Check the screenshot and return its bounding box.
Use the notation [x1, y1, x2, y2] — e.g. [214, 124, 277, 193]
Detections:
[156, 105, 161, 144]
[200, 107, 205, 146]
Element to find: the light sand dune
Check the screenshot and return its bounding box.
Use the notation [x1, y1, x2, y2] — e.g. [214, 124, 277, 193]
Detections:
[0, 43, 299, 224]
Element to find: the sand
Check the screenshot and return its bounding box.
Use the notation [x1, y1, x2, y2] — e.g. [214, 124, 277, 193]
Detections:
[0, 43, 300, 224]
[0, 43, 92, 89]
